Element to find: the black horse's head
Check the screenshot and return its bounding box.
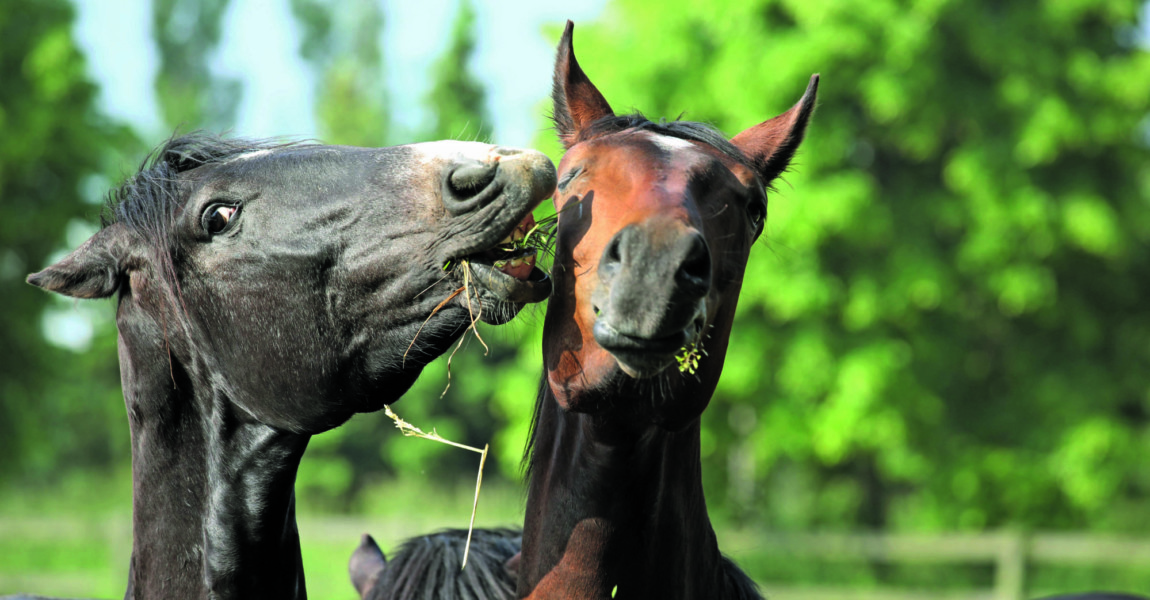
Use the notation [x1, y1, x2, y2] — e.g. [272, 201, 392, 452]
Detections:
[28, 134, 556, 434]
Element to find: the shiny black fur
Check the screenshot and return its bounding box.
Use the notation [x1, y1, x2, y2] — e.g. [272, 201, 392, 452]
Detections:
[359, 529, 520, 600]
[26, 133, 554, 600]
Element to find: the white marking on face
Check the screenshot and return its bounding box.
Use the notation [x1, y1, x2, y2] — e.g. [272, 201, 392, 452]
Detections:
[233, 149, 274, 161]
[649, 134, 696, 153]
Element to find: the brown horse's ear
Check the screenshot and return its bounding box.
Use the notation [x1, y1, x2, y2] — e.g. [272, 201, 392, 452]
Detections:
[26, 223, 132, 299]
[552, 20, 614, 148]
[731, 74, 819, 184]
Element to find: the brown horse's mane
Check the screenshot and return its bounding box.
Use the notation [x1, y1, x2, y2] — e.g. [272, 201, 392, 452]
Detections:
[520, 372, 551, 478]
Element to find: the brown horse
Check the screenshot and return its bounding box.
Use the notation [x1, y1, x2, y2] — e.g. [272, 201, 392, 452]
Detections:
[515, 22, 817, 599]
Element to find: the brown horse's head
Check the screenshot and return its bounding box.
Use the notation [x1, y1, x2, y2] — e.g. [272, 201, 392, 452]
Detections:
[542, 21, 818, 430]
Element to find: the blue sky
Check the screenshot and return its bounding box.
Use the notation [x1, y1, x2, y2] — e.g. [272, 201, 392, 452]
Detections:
[72, 0, 608, 147]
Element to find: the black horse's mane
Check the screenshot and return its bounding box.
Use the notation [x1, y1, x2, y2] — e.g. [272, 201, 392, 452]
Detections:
[100, 132, 305, 292]
[371, 526, 763, 600]
[104, 132, 304, 232]
[570, 112, 752, 168]
[365, 528, 520, 600]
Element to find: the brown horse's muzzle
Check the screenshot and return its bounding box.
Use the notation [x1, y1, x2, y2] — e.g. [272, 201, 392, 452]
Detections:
[590, 218, 711, 378]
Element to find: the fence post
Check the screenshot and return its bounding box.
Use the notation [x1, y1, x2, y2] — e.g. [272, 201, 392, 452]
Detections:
[995, 529, 1027, 600]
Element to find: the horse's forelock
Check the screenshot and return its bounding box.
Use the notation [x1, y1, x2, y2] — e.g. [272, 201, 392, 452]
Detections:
[576, 113, 753, 171]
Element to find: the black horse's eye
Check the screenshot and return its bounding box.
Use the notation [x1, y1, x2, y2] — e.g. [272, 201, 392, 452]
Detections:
[202, 204, 239, 235]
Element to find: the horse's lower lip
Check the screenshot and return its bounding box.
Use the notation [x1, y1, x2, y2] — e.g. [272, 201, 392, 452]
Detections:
[465, 260, 552, 304]
[592, 320, 690, 377]
[593, 320, 688, 354]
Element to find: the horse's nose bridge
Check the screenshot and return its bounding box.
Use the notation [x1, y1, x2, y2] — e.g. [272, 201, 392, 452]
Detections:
[599, 218, 712, 312]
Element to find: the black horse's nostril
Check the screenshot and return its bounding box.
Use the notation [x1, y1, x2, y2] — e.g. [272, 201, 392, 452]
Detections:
[675, 232, 711, 298]
[443, 161, 499, 215]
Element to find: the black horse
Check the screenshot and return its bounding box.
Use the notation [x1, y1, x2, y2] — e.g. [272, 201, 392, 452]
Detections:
[24, 133, 555, 600]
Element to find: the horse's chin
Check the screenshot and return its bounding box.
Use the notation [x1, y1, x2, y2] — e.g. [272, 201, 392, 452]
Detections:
[613, 355, 677, 379]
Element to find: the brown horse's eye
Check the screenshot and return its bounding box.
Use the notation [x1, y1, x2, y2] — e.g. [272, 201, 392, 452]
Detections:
[557, 166, 583, 192]
[202, 204, 238, 235]
[748, 200, 766, 231]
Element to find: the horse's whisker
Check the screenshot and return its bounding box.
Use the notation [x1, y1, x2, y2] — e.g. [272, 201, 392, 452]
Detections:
[413, 271, 452, 300]
[403, 286, 465, 366]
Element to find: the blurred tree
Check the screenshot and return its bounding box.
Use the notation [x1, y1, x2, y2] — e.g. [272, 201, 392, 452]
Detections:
[152, 0, 240, 130]
[290, 0, 388, 147]
[558, 0, 1150, 532]
[425, 0, 493, 142]
[0, 0, 138, 482]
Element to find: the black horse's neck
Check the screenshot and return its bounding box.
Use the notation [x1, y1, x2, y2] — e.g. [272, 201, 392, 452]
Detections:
[118, 312, 309, 600]
[518, 384, 760, 600]
[201, 409, 308, 599]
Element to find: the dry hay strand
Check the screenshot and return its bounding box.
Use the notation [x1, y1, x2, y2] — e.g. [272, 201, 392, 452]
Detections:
[383, 404, 490, 570]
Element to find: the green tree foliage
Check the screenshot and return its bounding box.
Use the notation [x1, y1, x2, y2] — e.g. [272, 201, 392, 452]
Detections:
[0, 0, 137, 482]
[425, 0, 493, 142]
[152, 0, 240, 130]
[290, 0, 388, 146]
[557, 0, 1150, 531]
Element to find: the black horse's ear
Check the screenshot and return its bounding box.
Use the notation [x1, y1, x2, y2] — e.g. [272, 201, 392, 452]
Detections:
[731, 74, 819, 184]
[552, 20, 614, 148]
[349, 533, 387, 598]
[27, 223, 132, 299]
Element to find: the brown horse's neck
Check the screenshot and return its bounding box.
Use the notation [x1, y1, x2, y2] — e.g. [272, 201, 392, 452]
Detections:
[519, 384, 758, 600]
[118, 318, 309, 600]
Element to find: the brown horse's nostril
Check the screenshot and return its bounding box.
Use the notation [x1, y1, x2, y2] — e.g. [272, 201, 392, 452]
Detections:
[675, 232, 711, 298]
[598, 226, 629, 283]
[443, 161, 499, 215]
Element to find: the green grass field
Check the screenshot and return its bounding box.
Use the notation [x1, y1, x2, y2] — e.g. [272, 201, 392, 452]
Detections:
[2, 472, 1146, 599]
[0, 472, 529, 599]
